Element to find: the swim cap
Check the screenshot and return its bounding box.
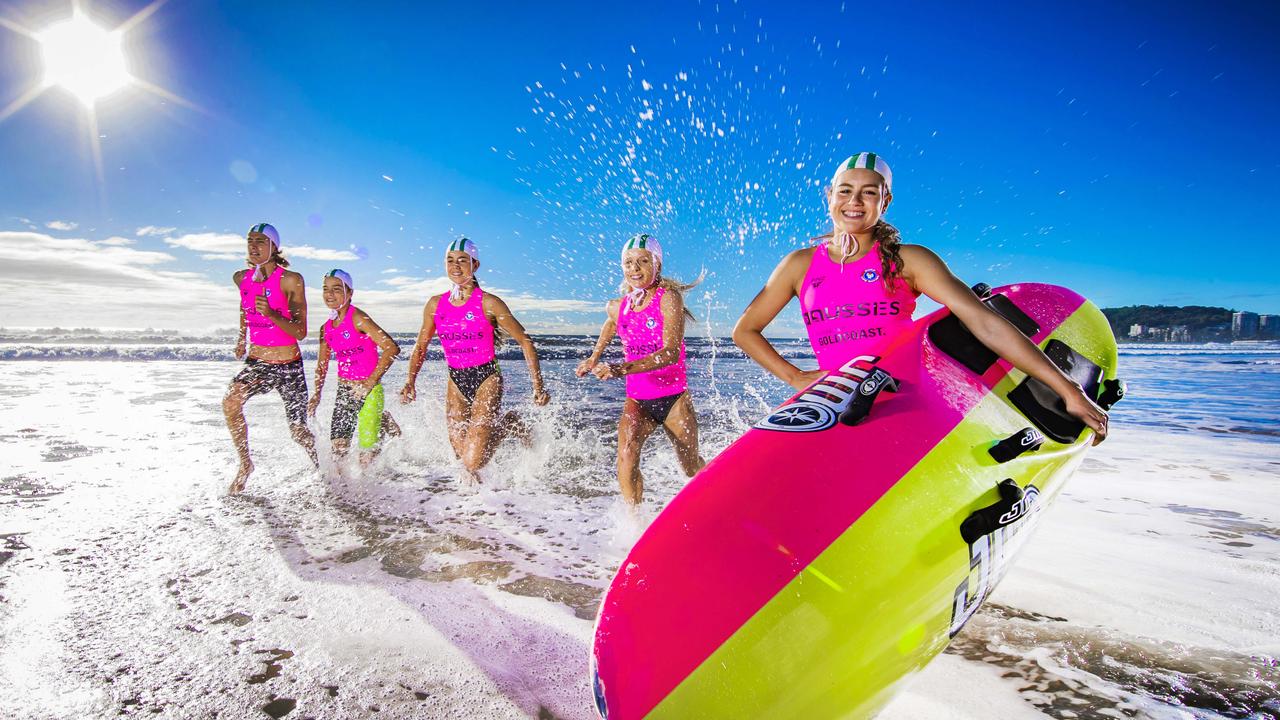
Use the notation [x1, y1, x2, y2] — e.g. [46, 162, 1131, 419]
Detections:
[325, 268, 353, 291]
[248, 222, 280, 247]
[621, 233, 663, 270]
[446, 237, 479, 263]
[832, 153, 892, 191]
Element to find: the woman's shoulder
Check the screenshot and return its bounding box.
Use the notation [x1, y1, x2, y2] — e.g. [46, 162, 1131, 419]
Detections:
[279, 268, 306, 288]
[897, 243, 943, 266]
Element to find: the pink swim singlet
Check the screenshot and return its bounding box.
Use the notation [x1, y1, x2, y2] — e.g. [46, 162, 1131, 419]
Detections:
[323, 307, 379, 381]
[433, 287, 496, 369]
[799, 241, 917, 370]
[239, 265, 297, 347]
[618, 286, 687, 400]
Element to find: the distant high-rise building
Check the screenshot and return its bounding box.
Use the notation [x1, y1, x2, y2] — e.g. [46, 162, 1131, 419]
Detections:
[1233, 312, 1260, 338]
[1260, 315, 1279, 339]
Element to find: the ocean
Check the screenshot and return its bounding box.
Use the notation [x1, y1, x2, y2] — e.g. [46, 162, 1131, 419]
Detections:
[1, 332, 1276, 719]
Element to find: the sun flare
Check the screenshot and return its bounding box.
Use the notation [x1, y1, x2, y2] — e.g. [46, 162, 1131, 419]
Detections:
[39, 12, 131, 105]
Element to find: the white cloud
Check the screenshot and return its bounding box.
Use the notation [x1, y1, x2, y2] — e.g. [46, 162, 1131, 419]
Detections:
[381, 267, 401, 274]
[287, 245, 359, 262]
[0, 230, 234, 329]
[100, 236, 136, 246]
[0, 231, 609, 333]
[46, 220, 78, 231]
[162, 233, 359, 262]
[135, 225, 176, 237]
[163, 232, 243, 254]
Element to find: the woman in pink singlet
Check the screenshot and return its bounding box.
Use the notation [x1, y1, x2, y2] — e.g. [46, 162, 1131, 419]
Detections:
[400, 238, 550, 481]
[307, 269, 402, 469]
[732, 153, 1109, 442]
[224, 222, 318, 494]
[578, 234, 706, 506]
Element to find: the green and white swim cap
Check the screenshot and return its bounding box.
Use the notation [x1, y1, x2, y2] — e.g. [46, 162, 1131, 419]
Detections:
[446, 237, 479, 262]
[832, 152, 892, 190]
[621, 233, 663, 269]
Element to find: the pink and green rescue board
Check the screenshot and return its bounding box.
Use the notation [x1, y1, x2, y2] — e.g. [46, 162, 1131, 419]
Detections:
[591, 282, 1124, 719]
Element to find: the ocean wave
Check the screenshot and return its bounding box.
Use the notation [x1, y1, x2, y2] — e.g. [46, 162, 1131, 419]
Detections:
[0, 339, 815, 363]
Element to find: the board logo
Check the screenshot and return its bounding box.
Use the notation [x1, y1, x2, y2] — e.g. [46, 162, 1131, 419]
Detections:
[948, 484, 1043, 637]
[861, 269, 879, 282]
[754, 354, 880, 433]
[756, 402, 836, 432]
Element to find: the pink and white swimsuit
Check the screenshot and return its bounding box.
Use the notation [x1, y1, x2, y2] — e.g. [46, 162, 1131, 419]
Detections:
[239, 265, 297, 347]
[618, 287, 687, 400]
[323, 307, 379, 381]
[799, 241, 917, 370]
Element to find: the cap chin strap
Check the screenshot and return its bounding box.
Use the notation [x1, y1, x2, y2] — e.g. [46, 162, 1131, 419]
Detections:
[251, 258, 275, 283]
[831, 232, 860, 272]
[627, 276, 658, 311]
[450, 268, 477, 302]
[328, 291, 350, 322]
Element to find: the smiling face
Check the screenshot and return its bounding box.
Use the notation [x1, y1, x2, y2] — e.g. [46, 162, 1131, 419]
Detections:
[827, 168, 891, 235]
[622, 249, 658, 290]
[246, 232, 275, 265]
[445, 250, 478, 285]
[322, 277, 350, 310]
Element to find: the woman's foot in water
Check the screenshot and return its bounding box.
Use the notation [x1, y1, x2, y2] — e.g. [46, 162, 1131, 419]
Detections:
[380, 412, 402, 439]
[229, 459, 254, 494]
[502, 410, 533, 448]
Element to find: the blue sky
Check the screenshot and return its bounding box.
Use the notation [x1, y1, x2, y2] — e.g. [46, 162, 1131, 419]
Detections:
[1, 0, 1277, 333]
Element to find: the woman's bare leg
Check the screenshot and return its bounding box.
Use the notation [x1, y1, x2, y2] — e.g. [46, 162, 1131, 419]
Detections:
[662, 393, 705, 478]
[617, 399, 659, 505]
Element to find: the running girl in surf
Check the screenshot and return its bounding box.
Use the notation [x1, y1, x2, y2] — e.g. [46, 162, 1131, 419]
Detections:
[577, 233, 706, 506]
[400, 238, 551, 481]
[224, 222, 318, 494]
[307, 269, 402, 470]
[732, 152, 1109, 442]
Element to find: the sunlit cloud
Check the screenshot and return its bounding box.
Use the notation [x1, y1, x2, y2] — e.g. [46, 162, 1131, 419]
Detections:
[287, 245, 360, 262]
[45, 220, 78, 231]
[135, 225, 176, 237]
[0, 230, 607, 333]
[162, 232, 242, 254]
[0, 230, 234, 329]
[161, 232, 359, 262]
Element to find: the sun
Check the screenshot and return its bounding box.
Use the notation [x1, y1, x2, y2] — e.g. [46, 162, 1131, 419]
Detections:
[38, 11, 131, 105]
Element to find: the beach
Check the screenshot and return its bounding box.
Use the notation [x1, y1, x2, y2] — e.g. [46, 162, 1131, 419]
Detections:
[1, 338, 1277, 719]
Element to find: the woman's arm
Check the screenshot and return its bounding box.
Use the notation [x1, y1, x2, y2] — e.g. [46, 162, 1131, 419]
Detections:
[732, 248, 826, 391]
[400, 297, 438, 404]
[902, 245, 1109, 443]
[487, 294, 550, 405]
[353, 309, 401, 389]
[233, 269, 247, 358]
[308, 332, 330, 418]
[576, 300, 619, 377]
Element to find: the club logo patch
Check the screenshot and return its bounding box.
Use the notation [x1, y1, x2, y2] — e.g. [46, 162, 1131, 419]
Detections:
[465, 311, 475, 321]
[645, 317, 657, 329]
[861, 269, 879, 282]
[342, 331, 350, 339]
